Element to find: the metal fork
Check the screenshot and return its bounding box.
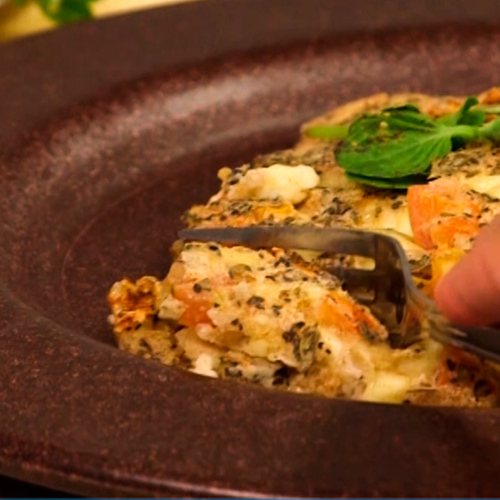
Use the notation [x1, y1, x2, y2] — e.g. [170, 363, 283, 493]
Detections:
[179, 225, 500, 363]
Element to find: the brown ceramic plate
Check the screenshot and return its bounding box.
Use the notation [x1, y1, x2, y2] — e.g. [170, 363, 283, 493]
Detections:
[3, 1, 500, 497]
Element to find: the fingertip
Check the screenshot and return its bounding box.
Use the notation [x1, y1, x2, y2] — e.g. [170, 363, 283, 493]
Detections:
[434, 267, 477, 325]
[433, 222, 500, 326]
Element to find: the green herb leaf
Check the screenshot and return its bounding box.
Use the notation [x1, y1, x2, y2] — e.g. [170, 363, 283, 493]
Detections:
[336, 101, 483, 184]
[456, 109, 486, 127]
[383, 104, 421, 113]
[12, 0, 98, 23]
[338, 128, 452, 178]
[479, 116, 500, 141]
[303, 125, 349, 140]
[439, 97, 481, 126]
[346, 172, 429, 189]
[471, 104, 500, 115]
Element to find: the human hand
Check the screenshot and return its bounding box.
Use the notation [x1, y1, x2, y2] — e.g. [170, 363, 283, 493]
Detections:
[435, 215, 500, 326]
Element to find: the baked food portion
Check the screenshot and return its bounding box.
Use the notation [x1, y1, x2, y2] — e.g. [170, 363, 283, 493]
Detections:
[108, 88, 500, 407]
[109, 241, 448, 403]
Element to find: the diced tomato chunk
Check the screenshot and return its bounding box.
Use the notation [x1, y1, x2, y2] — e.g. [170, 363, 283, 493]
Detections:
[173, 282, 213, 327]
[320, 294, 384, 340]
[320, 295, 359, 336]
[408, 179, 481, 249]
[430, 217, 480, 248]
[481, 87, 500, 104]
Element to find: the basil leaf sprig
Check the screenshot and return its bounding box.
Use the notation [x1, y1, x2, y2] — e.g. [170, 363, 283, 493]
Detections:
[304, 97, 500, 189]
[11, 0, 99, 24]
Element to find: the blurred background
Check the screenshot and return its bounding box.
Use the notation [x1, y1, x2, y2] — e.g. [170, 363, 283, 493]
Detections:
[0, 0, 193, 41]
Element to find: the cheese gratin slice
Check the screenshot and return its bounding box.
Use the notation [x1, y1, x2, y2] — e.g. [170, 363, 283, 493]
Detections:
[108, 88, 500, 407]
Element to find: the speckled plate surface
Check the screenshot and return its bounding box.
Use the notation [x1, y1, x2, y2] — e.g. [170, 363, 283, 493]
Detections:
[3, 1, 500, 497]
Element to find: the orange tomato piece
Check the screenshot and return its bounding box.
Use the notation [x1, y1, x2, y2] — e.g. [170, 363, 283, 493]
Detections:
[172, 282, 213, 327]
[407, 179, 481, 249]
[320, 294, 384, 340]
[429, 217, 480, 248]
[481, 87, 500, 104]
[320, 295, 359, 336]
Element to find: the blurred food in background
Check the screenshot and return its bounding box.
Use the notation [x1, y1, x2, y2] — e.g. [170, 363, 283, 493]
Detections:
[0, 0, 192, 41]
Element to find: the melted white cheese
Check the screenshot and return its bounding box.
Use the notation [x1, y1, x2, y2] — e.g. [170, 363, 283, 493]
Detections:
[192, 353, 219, 378]
[464, 175, 500, 199]
[227, 164, 320, 205]
[355, 198, 413, 237]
